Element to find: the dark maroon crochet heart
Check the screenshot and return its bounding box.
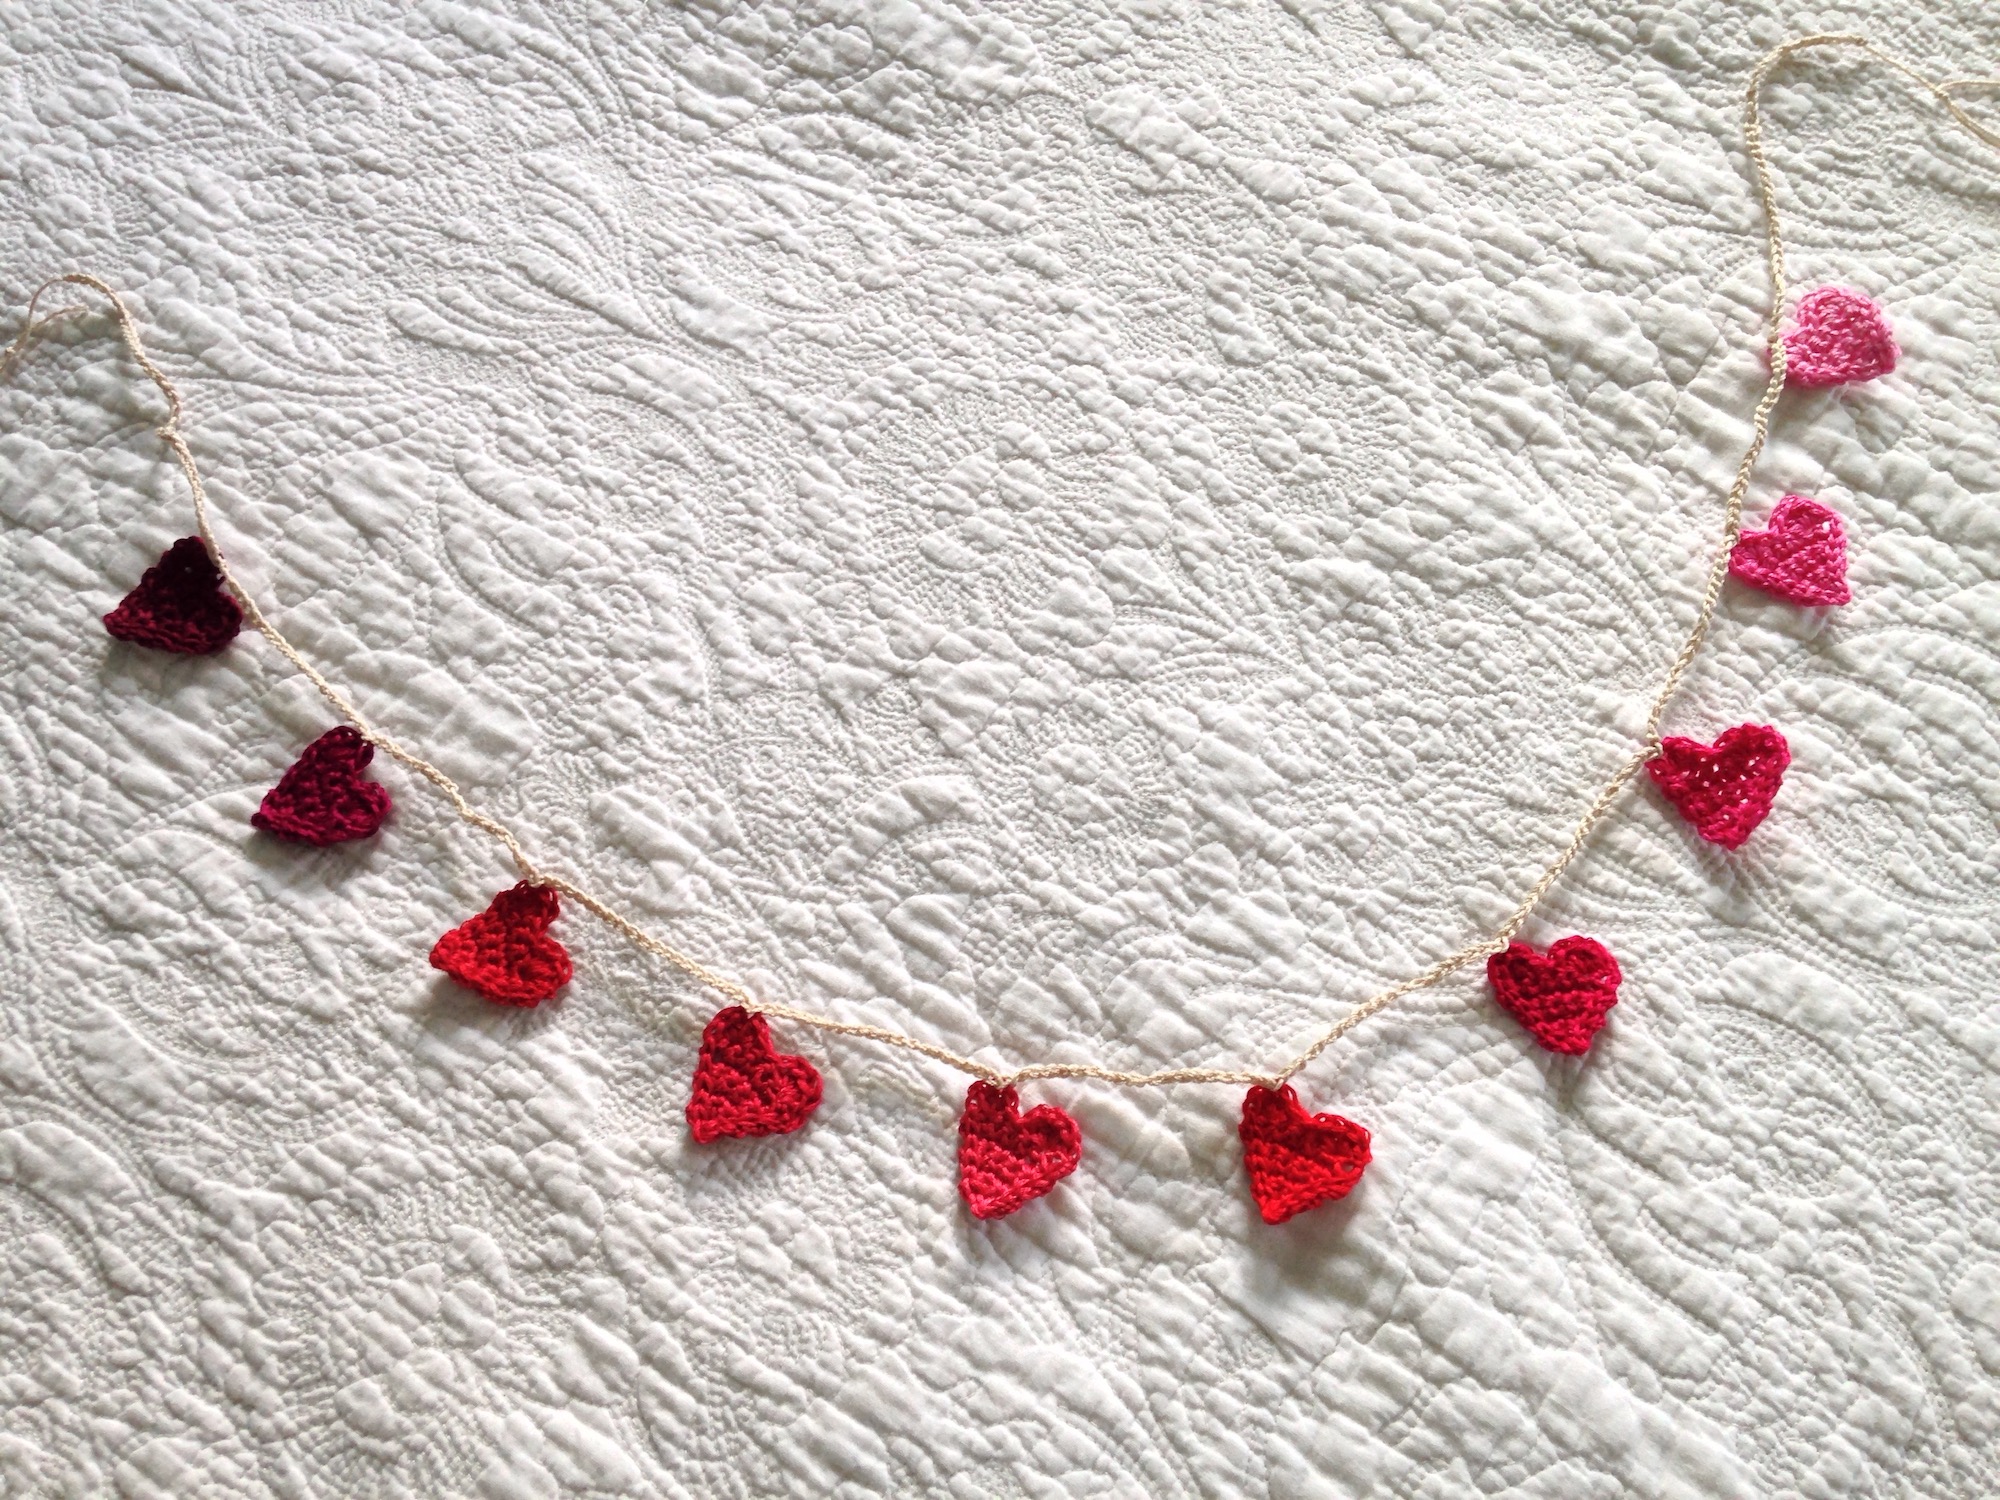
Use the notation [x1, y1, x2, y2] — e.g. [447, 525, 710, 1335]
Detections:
[250, 727, 392, 846]
[686, 1006, 823, 1143]
[103, 536, 241, 654]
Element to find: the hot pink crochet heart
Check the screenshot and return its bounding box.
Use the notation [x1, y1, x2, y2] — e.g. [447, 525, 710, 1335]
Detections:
[103, 536, 242, 654]
[957, 1081, 1081, 1220]
[1238, 1085, 1370, 1225]
[251, 727, 392, 845]
[1782, 286, 1896, 387]
[1487, 937, 1621, 1055]
[1729, 495, 1851, 606]
[1646, 724, 1791, 850]
[686, 1006, 823, 1143]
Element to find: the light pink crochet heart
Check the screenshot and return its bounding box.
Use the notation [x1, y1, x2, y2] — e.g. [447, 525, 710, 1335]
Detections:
[1782, 287, 1896, 388]
[1729, 495, 1850, 606]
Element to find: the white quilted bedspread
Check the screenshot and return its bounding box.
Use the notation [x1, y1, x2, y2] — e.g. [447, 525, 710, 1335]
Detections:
[3, 2, 1998, 1495]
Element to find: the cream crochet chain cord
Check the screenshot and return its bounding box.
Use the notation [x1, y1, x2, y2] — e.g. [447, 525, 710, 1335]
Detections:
[5, 34, 1996, 1093]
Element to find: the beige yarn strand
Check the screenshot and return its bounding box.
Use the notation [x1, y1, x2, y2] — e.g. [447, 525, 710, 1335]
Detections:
[6, 37, 1995, 1095]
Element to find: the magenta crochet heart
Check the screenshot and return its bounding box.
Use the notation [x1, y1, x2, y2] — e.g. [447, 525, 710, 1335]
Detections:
[1782, 287, 1896, 387]
[1646, 724, 1791, 849]
[251, 727, 392, 845]
[1729, 495, 1850, 606]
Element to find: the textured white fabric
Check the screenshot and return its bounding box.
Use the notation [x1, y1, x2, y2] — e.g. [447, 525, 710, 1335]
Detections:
[2, 2, 1998, 1495]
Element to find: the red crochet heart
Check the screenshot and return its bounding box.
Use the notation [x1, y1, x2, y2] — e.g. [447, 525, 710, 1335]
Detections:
[1729, 495, 1850, 606]
[1238, 1085, 1370, 1225]
[1487, 936, 1622, 1055]
[103, 536, 242, 654]
[686, 1006, 823, 1143]
[1782, 286, 1897, 387]
[250, 727, 392, 845]
[957, 1081, 1081, 1220]
[429, 882, 572, 1006]
[1646, 724, 1790, 850]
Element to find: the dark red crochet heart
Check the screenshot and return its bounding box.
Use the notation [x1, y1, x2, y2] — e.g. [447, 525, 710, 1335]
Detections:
[1646, 724, 1790, 850]
[957, 1081, 1081, 1220]
[686, 1006, 823, 1143]
[429, 882, 572, 1007]
[1729, 495, 1850, 606]
[250, 727, 391, 846]
[103, 536, 242, 654]
[1239, 1085, 1370, 1225]
[1487, 936, 1622, 1055]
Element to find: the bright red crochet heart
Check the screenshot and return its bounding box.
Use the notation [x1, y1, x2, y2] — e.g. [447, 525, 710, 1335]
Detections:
[102, 536, 242, 654]
[429, 882, 573, 1006]
[686, 1006, 823, 1143]
[1487, 937, 1622, 1055]
[1782, 286, 1897, 387]
[1238, 1085, 1370, 1225]
[1646, 724, 1790, 850]
[1729, 495, 1850, 606]
[957, 1081, 1081, 1220]
[250, 727, 392, 845]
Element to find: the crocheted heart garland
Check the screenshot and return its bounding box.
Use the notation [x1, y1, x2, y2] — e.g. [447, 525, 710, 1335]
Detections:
[1486, 937, 1622, 1055]
[34, 31, 1971, 1235]
[1729, 495, 1851, 606]
[1646, 724, 1791, 850]
[429, 882, 573, 1006]
[102, 536, 241, 654]
[1238, 1085, 1371, 1225]
[957, 1082, 1082, 1220]
[1782, 286, 1897, 387]
[251, 727, 392, 845]
[686, 1006, 823, 1143]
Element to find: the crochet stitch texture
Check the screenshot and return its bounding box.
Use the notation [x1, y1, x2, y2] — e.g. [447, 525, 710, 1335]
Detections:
[102, 535, 241, 654]
[251, 727, 392, 845]
[957, 1081, 1082, 1220]
[1238, 1085, 1371, 1225]
[1729, 495, 1851, 606]
[1486, 937, 1623, 1055]
[1781, 286, 1898, 386]
[429, 882, 573, 1006]
[1646, 725, 1792, 850]
[686, 1006, 824, 1143]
